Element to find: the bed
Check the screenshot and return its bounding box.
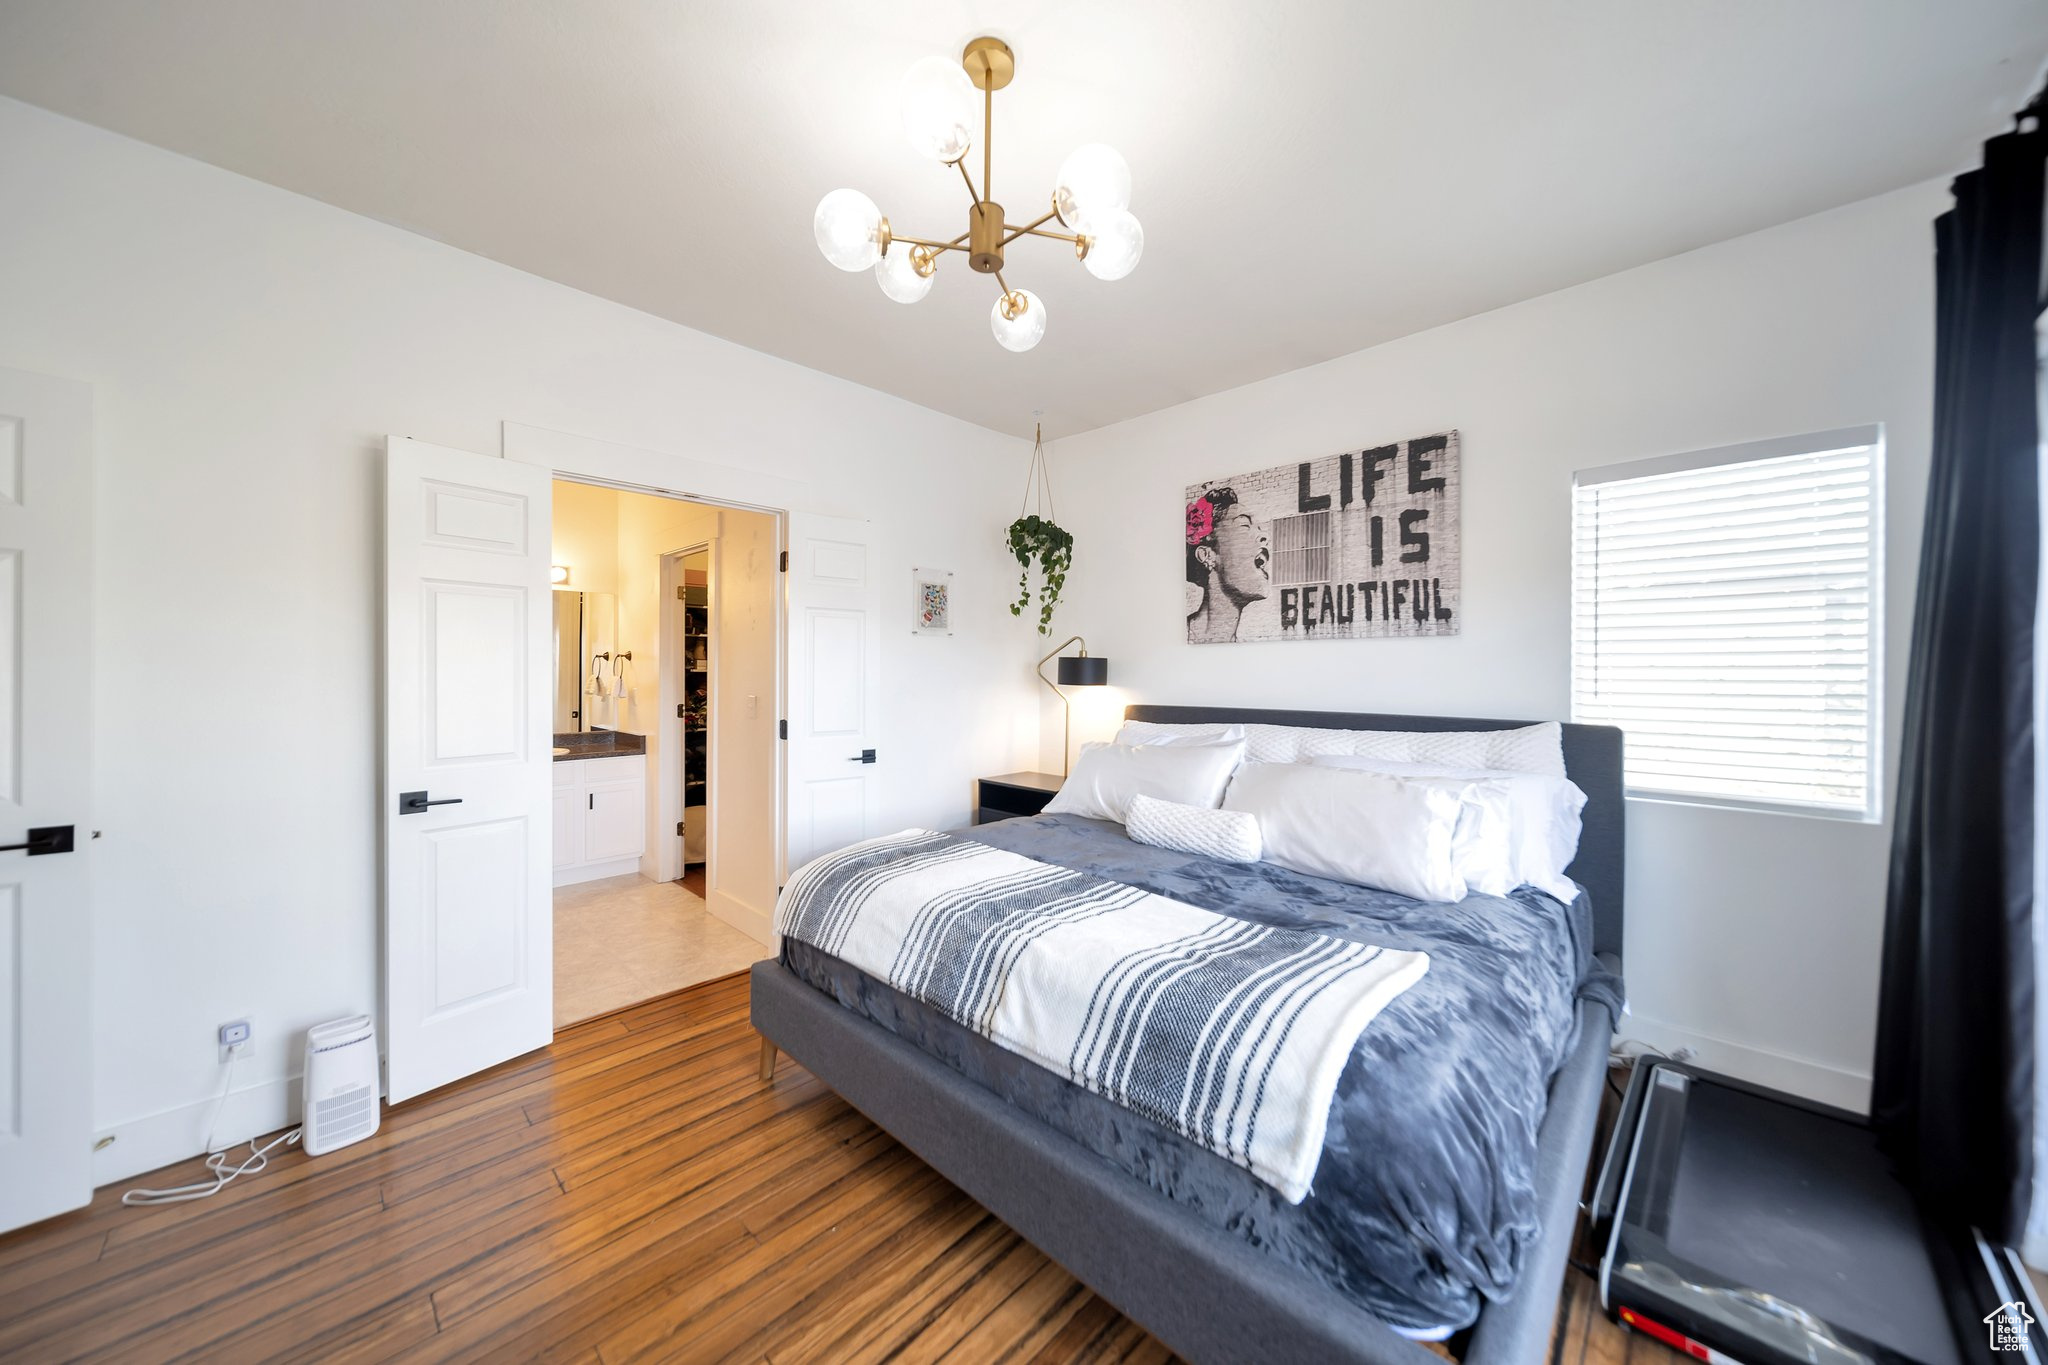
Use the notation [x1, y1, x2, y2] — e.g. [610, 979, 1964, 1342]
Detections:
[749, 705, 1624, 1365]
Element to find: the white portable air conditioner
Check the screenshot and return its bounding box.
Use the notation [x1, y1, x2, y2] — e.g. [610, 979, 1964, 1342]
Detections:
[302, 1014, 380, 1156]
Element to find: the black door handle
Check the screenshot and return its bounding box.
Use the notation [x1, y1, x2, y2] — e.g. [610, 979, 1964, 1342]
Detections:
[398, 791, 464, 815]
[0, 826, 73, 855]
[845, 749, 877, 764]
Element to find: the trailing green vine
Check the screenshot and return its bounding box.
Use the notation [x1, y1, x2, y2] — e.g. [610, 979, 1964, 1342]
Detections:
[1007, 514, 1072, 635]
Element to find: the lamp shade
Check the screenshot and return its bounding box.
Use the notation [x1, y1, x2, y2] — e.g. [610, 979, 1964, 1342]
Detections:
[1057, 655, 1109, 686]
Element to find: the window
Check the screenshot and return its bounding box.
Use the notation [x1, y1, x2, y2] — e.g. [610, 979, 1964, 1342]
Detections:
[1269, 510, 1331, 586]
[1571, 426, 1882, 818]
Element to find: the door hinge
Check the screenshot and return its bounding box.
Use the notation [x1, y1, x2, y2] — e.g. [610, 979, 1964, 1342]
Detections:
[778, 719, 787, 740]
[677, 703, 685, 719]
[779, 549, 788, 572]
[676, 821, 685, 836]
[677, 585, 685, 600]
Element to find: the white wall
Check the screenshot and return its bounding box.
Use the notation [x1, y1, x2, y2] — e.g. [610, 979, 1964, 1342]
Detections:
[0, 96, 1041, 1183]
[550, 481, 622, 600]
[1046, 181, 1948, 1110]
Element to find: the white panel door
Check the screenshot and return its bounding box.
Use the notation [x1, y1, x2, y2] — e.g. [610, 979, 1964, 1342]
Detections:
[0, 369, 93, 1234]
[384, 437, 552, 1104]
[784, 514, 881, 876]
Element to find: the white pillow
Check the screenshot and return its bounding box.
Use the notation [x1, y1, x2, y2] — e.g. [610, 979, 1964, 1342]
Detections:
[1223, 762, 1467, 902]
[1125, 793, 1263, 863]
[1304, 759, 1516, 896]
[1311, 756, 1585, 900]
[1115, 720, 1249, 748]
[1242, 720, 1567, 777]
[1044, 739, 1247, 823]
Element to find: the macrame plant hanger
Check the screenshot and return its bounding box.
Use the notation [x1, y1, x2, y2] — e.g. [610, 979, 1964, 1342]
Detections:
[1006, 415, 1075, 635]
[1020, 419, 1054, 523]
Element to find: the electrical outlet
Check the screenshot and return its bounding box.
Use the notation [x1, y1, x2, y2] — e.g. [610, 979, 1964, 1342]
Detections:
[218, 1019, 252, 1063]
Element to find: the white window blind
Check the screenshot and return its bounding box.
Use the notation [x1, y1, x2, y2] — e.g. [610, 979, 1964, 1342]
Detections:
[1571, 426, 1882, 817]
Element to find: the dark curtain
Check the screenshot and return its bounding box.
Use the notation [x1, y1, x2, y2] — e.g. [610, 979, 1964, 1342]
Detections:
[1875, 122, 2045, 1245]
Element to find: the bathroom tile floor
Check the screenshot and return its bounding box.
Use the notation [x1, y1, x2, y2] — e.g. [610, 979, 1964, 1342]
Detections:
[553, 873, 771, 1027]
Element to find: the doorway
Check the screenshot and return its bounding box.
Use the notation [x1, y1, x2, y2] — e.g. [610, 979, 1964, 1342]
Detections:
[548, 478, 776, 1027]
[384, 430, 884, 1103]
[670, 544, 711, 897]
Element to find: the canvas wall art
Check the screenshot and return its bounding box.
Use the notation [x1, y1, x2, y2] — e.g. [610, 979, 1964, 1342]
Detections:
[1185, 430, 1461, 644]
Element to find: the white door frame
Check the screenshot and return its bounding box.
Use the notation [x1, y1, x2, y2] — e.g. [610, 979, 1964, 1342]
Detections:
[504, 421, 803, 911]
[659, 540, 715, 885]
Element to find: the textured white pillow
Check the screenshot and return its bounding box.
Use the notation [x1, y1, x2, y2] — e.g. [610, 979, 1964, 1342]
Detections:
[1223, 762, 1467, 902]
[1044, 739, 1247, 823]
[1125, 793, 1263, 863]
[1115, 720, 1249, 748]
[1240, 720, 1567, 777]
[1312, 756, 1585, 900]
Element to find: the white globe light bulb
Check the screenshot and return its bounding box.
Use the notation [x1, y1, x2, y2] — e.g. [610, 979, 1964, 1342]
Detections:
[899, 56, 977, 164]
[1053, 143, 1131, 231]
[814, 188, 884, 272]
[875, 247, 935, 304]
[990, 289, 1047, 352]
[1082, 209, 1144, 281]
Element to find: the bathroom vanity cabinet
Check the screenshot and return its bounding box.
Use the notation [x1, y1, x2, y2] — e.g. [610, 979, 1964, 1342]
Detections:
[553, 752, 647, 886]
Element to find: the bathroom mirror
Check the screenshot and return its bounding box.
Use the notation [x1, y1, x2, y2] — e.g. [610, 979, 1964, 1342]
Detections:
[552, 589, 617, 733]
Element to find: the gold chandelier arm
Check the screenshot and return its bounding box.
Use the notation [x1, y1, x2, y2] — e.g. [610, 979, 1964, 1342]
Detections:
[891, 231, 970, 254]
[999, 208, 1062, 245]
[993, 267, 1012, 299]
[954, 157, 981, 205]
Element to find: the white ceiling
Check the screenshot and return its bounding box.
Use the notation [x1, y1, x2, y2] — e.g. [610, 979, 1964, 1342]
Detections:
[2, 2, 2045, 438]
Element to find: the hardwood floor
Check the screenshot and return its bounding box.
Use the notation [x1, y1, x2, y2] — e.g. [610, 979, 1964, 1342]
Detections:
[0, 972, 1669, 1363]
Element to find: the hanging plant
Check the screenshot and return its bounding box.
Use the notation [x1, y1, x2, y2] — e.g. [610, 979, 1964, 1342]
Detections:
[1007, 513, 1073, 634]
[1007, 421, 1072, 634]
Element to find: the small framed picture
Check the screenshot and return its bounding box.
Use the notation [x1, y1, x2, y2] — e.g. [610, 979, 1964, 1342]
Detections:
[911, 567, 953, 636]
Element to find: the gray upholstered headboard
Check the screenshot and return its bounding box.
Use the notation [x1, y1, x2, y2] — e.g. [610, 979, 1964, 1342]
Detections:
[1123, 704, 1626, 962]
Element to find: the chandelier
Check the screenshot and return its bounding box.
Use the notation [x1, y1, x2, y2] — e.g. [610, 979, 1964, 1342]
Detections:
[812, 37, 1143, 352]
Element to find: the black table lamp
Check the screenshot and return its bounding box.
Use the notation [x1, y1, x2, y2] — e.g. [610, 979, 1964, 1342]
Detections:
[1038, 635, 1110, 776]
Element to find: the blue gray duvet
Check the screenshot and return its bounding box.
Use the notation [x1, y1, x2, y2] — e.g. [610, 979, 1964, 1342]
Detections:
[778, 813, 1624, 1336]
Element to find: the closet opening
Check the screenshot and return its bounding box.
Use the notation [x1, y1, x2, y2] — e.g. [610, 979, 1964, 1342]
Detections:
[549, 477, 779, 1028]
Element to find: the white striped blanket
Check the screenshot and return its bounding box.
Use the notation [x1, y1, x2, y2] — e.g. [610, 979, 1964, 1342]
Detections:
[775, 829, 1430, 1203]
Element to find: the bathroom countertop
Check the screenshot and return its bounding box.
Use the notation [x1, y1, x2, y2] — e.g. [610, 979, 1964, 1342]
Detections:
[552, 731, 647, 761]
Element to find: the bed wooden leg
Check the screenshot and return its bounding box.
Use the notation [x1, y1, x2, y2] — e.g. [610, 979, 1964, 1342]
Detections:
[757, 1035, 777, 1081]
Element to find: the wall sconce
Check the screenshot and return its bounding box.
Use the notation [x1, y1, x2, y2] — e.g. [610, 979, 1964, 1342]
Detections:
[550, 565, 571, 585]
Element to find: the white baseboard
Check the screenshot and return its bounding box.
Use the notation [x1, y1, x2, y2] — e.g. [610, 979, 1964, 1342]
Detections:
[554, 856, 642, 888]
[92, 1071, 305, 1188]
[1620, 1015, 1871, 1114]
[707, 889, 775, 947]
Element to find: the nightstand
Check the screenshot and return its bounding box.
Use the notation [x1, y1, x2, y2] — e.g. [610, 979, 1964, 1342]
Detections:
[975, 771, 1065, 825]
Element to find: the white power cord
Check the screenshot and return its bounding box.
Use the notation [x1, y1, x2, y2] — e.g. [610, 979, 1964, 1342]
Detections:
[121, 1043, 302, 1206]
